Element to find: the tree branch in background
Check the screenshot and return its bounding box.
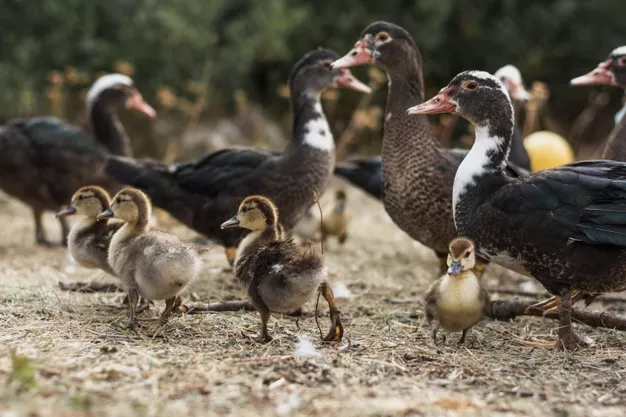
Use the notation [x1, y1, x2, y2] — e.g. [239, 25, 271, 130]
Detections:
[485, 299, 626, 331]
[522, 81, 549, 137]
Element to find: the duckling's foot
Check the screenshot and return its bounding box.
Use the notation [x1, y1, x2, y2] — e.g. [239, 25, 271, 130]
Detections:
[318, 282, 344, 342]
[431, 326, 446, 345]
[458, 329, 468, 345]
[158, 297, 177, 324]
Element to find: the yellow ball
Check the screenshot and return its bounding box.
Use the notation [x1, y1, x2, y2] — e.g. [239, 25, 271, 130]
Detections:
[523, 131, 575, 172]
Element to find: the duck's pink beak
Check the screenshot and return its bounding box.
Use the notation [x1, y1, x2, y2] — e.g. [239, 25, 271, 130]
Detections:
[407, 89, 457, 115]
[570, 60, 614, 86]
[334, 68, 371, 94]
[126, 89, 157, 119]
[330, 40, 373, 69]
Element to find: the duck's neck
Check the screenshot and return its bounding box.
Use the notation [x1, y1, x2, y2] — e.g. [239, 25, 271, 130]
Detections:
[235, 226, 280, 264]
[90, 102, 133, 157]
[603, 112, 626, 161]
[453, 118, 513, 224]
[289, 90, 334, 153]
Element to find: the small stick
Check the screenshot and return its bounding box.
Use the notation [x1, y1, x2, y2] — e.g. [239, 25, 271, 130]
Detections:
[492, 289, 626, 304]
[312, 190, 324, 255]
[58, 281, 122, 293]
[314, 291, 323, 339]
[485, 299, 626, 331]
[183, 300, 255, 314]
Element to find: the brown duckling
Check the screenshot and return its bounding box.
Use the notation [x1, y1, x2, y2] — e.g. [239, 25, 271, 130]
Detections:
[221, 195, 343, 343]
[56, 186, 122, 276]
[322, 190, 349, 245]
[97, 188, 200, 328]
[425, 238, 489, 345]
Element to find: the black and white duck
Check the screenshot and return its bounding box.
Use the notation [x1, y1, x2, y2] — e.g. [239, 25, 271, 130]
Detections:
[408, 70, 626, 350]
[425, 237, 489, 345]
[221, 195, 343, 342]
[97, 188, 200, 328]
[105, 49, 370, 265]
[330, 22, 525, 275]
[0, 74, 155, 246]
[333, 64, 532, 201]
[571, 46, 626, 161]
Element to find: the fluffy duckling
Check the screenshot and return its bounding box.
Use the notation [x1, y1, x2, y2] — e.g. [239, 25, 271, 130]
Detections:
[323, 190, 349, 245]
[56, 186, 122, 276]
[221, 195, 343, 343]
[425, 238, 489, 345]
[97, 188, 200, 327]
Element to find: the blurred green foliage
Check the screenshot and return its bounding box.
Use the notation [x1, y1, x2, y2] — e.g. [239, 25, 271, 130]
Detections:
[0, 0, 624, 150]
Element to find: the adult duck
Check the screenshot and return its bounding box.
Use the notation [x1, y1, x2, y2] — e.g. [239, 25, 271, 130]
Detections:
[331, 22, 525, 274]
[571, 46, 626, 161]
[104, 49, 370, 265]
[0, 74, 155, 245]
[333, 64, 532, 201]
[408, 70, 626, 350]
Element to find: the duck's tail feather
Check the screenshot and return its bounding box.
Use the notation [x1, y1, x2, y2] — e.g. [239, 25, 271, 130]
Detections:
[334, 161, 382, 199]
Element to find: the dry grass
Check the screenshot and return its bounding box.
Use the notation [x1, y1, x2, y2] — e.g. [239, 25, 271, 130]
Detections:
[1, 179, 625, 417]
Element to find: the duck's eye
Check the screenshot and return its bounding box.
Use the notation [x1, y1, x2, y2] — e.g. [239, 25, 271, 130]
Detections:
[464, 81, 479, 91]
[376, 32, 390, 43]
[617, 57, 626, 67]
[321, 60, 332, 69]
[465, 251, 471, 258]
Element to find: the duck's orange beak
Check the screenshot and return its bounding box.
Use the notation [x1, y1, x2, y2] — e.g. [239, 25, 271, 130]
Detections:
[570, 60, 614, 86]
[331, 40, 373, 69]
[125, 89, 157, 118]
[407, 89, 457, 115]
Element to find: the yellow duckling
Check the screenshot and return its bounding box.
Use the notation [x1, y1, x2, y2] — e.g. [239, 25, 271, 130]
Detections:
[57, 186, 122, 276]
[322, 190, 349, 245]
[97, 188, 200, 328]
[221, 195, 343, 343]
[425, 237, 490, 345]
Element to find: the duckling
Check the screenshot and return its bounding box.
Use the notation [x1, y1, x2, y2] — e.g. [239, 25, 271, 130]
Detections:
[322, 190, 349, 245]
[56, 186, 122, 276]
[221, 195, 343, 343]
[424, 238, 489, 345]
[97, 188, 200, 328]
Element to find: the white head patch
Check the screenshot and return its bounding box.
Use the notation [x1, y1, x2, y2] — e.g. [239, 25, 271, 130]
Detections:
[494, 65, 522, 84]
[87, 73, 133, 111]
[611, 46, 626, 57]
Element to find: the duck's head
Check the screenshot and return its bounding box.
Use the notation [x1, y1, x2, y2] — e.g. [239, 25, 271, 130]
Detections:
[334, 190, 347, 213]
[56, 186, 111, 219]
[331, 21, 417, 73]
[570, 46, 626, 89]
[221, 195, 278, 232]
[494, 65, 531, 101]
[87, 73, 156, 118]
[446, 237, 476, 277]
[97, 188, 152, 227]
[406, 71, 513, 129]
[290, 49, 371, 95]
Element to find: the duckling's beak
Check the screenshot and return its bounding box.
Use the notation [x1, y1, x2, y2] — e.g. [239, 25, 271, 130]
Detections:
[96, 208, 114, 221]
[334, 69, 372, 94]
[330, 39, 372, 69]
[447, 260, 463, 277]
[126, 89, 157, 119]
[570, 60, 614, 86]
[56, 206, 76, 218]
[407, 89, 457, 115]
[221, 216, 240, 229]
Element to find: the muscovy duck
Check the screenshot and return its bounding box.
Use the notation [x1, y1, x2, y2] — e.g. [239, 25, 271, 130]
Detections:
[408, 70, 626, 350]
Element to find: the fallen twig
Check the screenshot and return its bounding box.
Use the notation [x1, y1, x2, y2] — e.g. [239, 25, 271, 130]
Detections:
[58, 281, 122, 293]
[491, 289, 626, 304]
[485, 299, 626, 331]
[183, 300, 254, 314]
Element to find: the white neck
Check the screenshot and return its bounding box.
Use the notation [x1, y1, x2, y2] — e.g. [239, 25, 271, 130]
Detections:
[302, 100, 334, 151]
[452, 125, 504, 224]
[235, 230, 263, 265]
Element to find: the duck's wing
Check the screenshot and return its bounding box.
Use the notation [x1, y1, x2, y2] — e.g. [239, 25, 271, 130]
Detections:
[491, 160, 626, 247]
[334, 156, 382, 199]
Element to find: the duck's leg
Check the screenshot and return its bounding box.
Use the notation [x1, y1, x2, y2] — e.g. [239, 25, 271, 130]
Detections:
[458, 329, 468, 345]
[319, 281, 344, 342]
[59, 215, 70, 246]
[248, 281, 273, 343]
[34, 209, 53, 246]
[431, 324, 440, 344]
[126, 284, 139, 329]
[158, 297, 177, 324]
[338, 233, 348, 245]
[435, 251, 448, 275]
[557, 290, 585, 351]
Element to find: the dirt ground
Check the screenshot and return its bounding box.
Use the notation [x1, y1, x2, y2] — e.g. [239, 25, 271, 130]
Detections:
[1, 179, 625, 417]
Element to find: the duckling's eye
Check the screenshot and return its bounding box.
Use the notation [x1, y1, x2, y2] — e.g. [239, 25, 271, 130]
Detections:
[464, 251, 471, 258]
[464, 81, 479, 91]
[376, 32, 390, 43]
